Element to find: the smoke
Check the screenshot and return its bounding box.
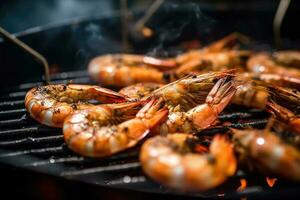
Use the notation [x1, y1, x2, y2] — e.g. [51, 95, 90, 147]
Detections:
[145, 1, 215, 57]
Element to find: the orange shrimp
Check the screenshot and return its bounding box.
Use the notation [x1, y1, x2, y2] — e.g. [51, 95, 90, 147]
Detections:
[267, 101, 300, 135]
[232, 128, 300, 181]
[63, 98, 168, 157]
[240, 72, 300, 90]
[231, 82, 269, 109]
[267, 85, 300, 113]
[140, 134, 236, 191]
[247, 53, 300, 78]
[157, 77, 236, 134]
[25, 84, 129, 127]
[88, 54, 177, 87]
[151, 70, 235, 112]
[273, 50, 300, 68]
[175, 50, 250, 76]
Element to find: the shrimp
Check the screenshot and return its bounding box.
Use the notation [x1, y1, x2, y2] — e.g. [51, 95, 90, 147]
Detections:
[247, 53, 300, 78]
[267, 101, 300, 135]
[273, 51, 300, 68]
[175, 32, 250, 65]
[231, 82, 269, 109]
[174, 33, 251, 76]
[63, 98, 168, 157]
[88, 54, 177, 87]
[151, 70, 235, 112]
[232, 74, 300, 109]
[140, 133, 237, 191]
[119, 83, 163, 100]
[157, 77, 236, 134]
[240, 72, 300, 90]
[203, 32, 250, 53]
[175, 50, 250, 76]
[232, 128, 300, 181]
[267, 85, 300, 113]
[25, 84, 129, 127]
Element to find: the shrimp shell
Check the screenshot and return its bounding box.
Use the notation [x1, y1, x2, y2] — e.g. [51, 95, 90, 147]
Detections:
[140, 134, 236, 191]
[232, 128, 300, 181]
[25, 84, 129, 127]
[63, 98, 168, 157]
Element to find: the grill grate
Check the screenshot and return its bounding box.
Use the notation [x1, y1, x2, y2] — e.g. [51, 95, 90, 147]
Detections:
[0, 70, 299, 199]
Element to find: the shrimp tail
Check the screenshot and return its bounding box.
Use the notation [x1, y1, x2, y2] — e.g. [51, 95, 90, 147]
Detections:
[210, 135, 237, 176]
[109, 100, 149, 121]
[88, 87, 131, 103]
[206, 77, 237, 113]
[137, 98, 168, 128]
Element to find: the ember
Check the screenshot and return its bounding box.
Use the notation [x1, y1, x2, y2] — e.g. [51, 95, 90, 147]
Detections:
[266, 177, 278, 188]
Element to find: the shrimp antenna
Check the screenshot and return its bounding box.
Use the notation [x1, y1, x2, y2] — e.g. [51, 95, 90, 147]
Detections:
[264, 117, 275, 134]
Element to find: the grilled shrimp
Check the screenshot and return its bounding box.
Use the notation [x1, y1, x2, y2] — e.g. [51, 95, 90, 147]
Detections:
[140, 133, 237, 191]
[267, 101, 300, 135]
[175, 33, 250, 76]
[152, 70, 235, 112]
[273, 51, 300, 68]
[157, 77, 236, 134]
[231, 82, 269, 109]
[175, 50, 250, 76]
[240, 72, 300, 90]
[88, 54, 177, 87]
[119, 83, 163, 100]
[267, 85, 300, 113]
[247, 53, 300, 78]
[63, 98, 168, 157]
[25, 84, 129, 127]
[232, 128, 300, 181]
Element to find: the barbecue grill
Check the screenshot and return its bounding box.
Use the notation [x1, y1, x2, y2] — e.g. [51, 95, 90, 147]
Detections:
[1, 2, 300, 199]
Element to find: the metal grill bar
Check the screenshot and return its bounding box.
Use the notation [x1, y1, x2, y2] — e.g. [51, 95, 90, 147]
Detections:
[219, 110, 268, 121]
[106, 176, 146, 185]
[0, 100, 23, 108]
[0, 135, 63, 147]
[24, 151, 139, 167]
[0, 76, 91, 93]
[61, 162, 141, 176]
[0, 118, 30, 127]
[0, 108, 26, 118]
[0, 126, 60, 138]
[0, 146, 65, 157]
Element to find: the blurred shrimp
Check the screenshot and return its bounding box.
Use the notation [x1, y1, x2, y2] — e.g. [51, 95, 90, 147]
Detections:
[88, 54, 177, 87]
[247, 52, 300, 78]
[140, 133, 236, 191]
[231, 82, 269, 109]
[267, 101, 300, 135]
[175, 50, 250, 76]
[232, 127, 300, 181]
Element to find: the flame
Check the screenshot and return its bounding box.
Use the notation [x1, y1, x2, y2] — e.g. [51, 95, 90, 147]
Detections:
[194, 144, 208, 153]
[142, 27, 153, 38]
[237, 179, 247, 192]
[266, 177, 277, 188]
